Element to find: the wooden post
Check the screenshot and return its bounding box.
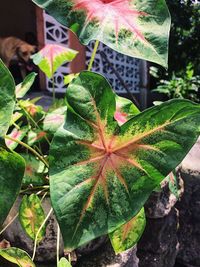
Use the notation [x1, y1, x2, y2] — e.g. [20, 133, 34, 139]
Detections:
[68, 31, 86, 73]
[35, 6, 46, 90]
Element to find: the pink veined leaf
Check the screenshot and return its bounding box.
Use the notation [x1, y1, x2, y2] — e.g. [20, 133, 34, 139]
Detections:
[32, 44, 78, 78]
[73, 0, 147, 43]
[32, 0, 171, 67]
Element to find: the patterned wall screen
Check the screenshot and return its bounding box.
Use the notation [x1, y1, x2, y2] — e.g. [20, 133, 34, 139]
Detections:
[43, 11, 142, 94]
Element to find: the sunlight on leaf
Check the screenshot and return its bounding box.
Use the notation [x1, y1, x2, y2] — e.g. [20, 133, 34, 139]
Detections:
[0, 59, 16, 137]
[58, 257, 72, 267]
[109, 208, 146, 253]
[32, 44, 78, 78]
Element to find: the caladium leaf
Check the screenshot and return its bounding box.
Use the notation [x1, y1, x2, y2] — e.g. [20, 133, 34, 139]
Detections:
[6, 127, 28, 150]
[43, 106, 67, 134]
[21, 154, 47, 186]
[109, 208, 146, 253]
[32, 0, 171, 67]
[49, 71, 200, 251]
[0, 146, 25, 226]
[0, 247, 35, 267]
[0, 59, 16, 137]
[58, 257, 72, 267]
[115, 95, 140, 126]
[16, 72, 37, 98]
[27, 129, 47, 146]
[32, 44, 78, 78]
[19, 194, 46, 242]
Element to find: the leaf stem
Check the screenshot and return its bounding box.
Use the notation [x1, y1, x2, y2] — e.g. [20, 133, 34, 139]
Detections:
[32, 207, 53, 261]
[52, 75, 56, 104]
[18, 100, 51, 145]
[57, 223, 60, 266]
[4, 135, 49, 168]
[87, 40, 100, 71]
[0, 212, 19, 235]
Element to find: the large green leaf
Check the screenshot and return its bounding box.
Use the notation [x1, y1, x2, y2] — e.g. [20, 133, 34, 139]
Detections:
[49, 71, 200, 251]
[0, 247, 35, 267]
[32, 0, 171, 67]
[19, 194, 46, 242]
[0, 59, 16, 137]
[0, 146, 25, 226]
[109, 208, 146, 253]
[32, 44, 78, 78]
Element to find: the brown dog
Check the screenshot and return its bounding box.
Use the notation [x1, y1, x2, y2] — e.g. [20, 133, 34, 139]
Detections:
[0, 36, 36, 68]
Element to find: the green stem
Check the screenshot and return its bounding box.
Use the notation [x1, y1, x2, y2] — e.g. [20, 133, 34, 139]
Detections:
[0, 212, 19, 235]
[4, 135, 49, 168]
[20, 185, 50, 194]
[87, 40, 100, 71]
[52, 75, 56, 104]
[57, 224, 60, 266]
[32, 207, 53, 261]
[18, 100, 51, 145]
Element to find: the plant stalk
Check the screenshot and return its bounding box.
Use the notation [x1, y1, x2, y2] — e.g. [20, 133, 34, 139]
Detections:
[4, 135, 49, 168]
[32, 207, 53, 261]
[87, 40, 100, 71]
[57, 224, 60, 266]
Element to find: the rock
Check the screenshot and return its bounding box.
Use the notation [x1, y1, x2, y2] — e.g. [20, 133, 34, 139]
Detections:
[0, 197, 64, 263]
[175, 139, 200, 267]
[137, 208, 179, 267]
[145, 177, 183, 219]
[75, 240, 139, 267]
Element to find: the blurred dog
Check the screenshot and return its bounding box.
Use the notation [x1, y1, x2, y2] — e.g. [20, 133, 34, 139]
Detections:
[0, 36, 36, 78]
[0, 36, 36, 67]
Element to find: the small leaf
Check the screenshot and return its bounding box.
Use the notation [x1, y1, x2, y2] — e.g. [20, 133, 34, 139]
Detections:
[27, 129, 47, 146]
[0, 146, 25, 226]
[109, 208, 146, 253]
[6, 127, 28, 150]
[64, 73, 79, 85]
[0, 59, 16, 137]
[16, 72, 37, 98]
[19, 194, 46, 242]
[43, 106, 67, 134]
[168, 172, 179, 199]
[0, 247, 35, 267]
[115, 95, 140, 126]
[32, 44, 78, 78]
[58, 257, 72, 267]
[21, 153, 47, 186]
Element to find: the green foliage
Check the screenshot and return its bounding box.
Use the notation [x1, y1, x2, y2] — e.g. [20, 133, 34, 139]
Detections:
[15, 72, 37, 98]
[167, 0, 200, 75]
[49, 71, 200, 251]
[152, 64, 200, 102]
